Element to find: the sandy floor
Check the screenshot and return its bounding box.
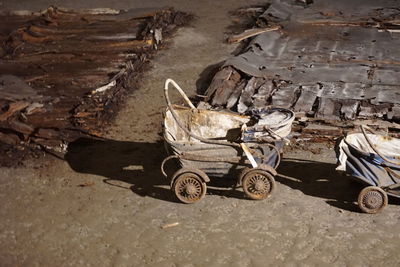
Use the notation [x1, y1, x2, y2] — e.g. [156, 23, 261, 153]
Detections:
[1, 0, 400, 266]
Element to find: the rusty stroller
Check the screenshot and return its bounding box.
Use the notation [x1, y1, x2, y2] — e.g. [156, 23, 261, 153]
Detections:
[161, 79, 294, 203]
[337, 126, 400, 213]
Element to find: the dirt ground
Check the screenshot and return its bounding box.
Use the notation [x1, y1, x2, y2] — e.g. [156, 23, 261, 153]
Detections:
[1, 0, 400, 266]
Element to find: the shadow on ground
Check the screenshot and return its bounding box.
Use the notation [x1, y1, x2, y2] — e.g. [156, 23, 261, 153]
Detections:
[65, 137, 244, 202]
[277, 158, 362, 212]
[66, 138, 387, 210]
[65, 137, 181, 202]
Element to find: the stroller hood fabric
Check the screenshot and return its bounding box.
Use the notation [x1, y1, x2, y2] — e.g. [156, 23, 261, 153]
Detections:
[337, 133, 400, 187]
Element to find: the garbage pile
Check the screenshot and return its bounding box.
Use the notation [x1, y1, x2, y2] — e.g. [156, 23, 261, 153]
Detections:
[206, 0, 400, 141]
[0, 6, 190, 165]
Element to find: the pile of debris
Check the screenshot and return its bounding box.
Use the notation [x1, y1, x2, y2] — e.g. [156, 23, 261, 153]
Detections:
[0, 6, 190, 165]
[205, 0, 400, 141]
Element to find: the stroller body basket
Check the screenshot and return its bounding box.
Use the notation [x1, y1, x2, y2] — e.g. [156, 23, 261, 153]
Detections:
[337, 132, 400, 197]
[163, 107, 282, 178]
[161, 78, 293, 203]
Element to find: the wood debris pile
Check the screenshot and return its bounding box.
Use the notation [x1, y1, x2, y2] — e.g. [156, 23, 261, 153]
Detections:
[0, 6, 190, 165]
[206, 0, 400, 141]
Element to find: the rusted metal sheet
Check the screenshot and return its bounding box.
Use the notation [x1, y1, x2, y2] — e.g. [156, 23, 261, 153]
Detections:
[0, 6, 190, 165]
[207, 0, 400, 139]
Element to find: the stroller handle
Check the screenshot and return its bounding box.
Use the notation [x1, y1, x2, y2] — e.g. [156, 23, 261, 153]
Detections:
[164, 79, 245, 148]
[164, 78, 196, 110]
[163, 78, 238, 146]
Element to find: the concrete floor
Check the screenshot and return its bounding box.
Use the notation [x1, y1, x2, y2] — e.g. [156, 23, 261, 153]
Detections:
[1, 0, 400, 266]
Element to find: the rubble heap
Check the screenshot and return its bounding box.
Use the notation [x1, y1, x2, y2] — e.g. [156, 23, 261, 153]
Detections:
[0, 6, 190, 165]
[206, 0, 400, 140]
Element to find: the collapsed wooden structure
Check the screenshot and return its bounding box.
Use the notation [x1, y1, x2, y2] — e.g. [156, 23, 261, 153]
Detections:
[0, 6, 189, 164]
[206, 0, 400, 140]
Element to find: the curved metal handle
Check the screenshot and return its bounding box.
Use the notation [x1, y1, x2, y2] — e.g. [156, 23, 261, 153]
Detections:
[160, 155, 179, 178]
[164, 78, 196, 110]
[163, 79, 239, 146]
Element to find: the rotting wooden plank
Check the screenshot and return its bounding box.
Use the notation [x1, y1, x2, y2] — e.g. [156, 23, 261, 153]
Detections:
[0, 132, 20, 145]
[316, 97, 341, 121]
[293, 90, 317, 116]
[211, 69, 241, 106]
[358, 101, 391, 119]
[205, 67, 234, 100]
[271, 85, 298, 109]
[293, 84, 319, 116]
[8, 52, 132, 65]
[0, 75, 42, 101]
[237, 77, 265, 113]
[302, 123, 343, 136]
[367, 85, 400, 105]
[340, 99, 359, 120]
[352, 120, 400, 132]
[237, 77, 257, 113]
[227, 25, 281, 44]
[27, 20, 143, 36]
[226, 80, 246, 109]
[0, 101, 30, 121]
[389, 105, 400, 122]
[252, 80, 275, 109]
[10, 39, 153, 55]
[7, 120, 35, 135]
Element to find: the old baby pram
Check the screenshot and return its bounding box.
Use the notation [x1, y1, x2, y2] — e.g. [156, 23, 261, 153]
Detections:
[161, 79, 294, 203]
[337, 126, 400, 213]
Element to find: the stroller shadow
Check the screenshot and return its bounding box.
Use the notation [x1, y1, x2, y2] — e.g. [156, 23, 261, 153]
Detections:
[66, 138, 376, 209]
[205, 173, 248, 200]
[276, 158, 362, 212]
[65, 137, 180, 202]
[65, 137, 246, 202]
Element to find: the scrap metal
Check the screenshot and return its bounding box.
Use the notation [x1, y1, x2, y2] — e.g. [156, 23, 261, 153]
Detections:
[206, 0, 400, 140]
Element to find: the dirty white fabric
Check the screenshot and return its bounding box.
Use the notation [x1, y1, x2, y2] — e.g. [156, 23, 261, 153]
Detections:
[164, 107, 249, 143]
[256, 109, 295, 139]
[337, 133, 400, 171]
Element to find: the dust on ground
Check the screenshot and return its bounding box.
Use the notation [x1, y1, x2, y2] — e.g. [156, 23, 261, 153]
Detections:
[1, 0, 400, 266]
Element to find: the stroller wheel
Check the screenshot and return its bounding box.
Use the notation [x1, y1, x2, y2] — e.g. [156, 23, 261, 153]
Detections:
[358, 186, 388, 214]
[172, 169, 207, 204]
[242, 169, 275, 200]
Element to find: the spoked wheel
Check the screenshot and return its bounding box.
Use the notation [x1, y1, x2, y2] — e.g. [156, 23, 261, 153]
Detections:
[242, 169, 275, 200]
[172, 170, 207, 204]
[358, 186, 388, 214]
